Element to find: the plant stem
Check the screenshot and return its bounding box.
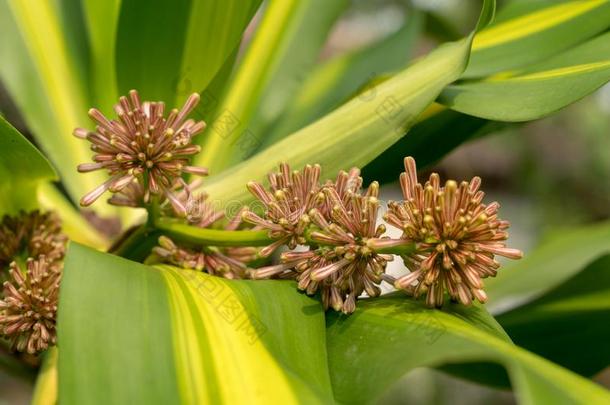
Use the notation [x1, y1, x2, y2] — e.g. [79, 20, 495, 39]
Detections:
[155, 218, 273, 247]
[145, 196, 161, 227]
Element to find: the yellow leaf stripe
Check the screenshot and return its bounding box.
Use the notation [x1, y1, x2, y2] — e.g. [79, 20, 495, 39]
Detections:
[6, 1, 113, 214]
[485, 61, 610, 82]
[472, 0, 607, 50]
[509, 61, 610, 81]
[161, 267, 303, 405]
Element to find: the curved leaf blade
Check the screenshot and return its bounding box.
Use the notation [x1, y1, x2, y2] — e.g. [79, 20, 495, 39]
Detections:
[465, 0, 610, 78]
[326, 294, 610, 404]
[486, 221, 610, 313]
[497, 254, 610, 377]
[442, 31, 610, 121]
[58, 244, 332, 404]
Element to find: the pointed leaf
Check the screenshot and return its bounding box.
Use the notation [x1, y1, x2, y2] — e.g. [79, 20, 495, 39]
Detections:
[442, 31, 610, 121]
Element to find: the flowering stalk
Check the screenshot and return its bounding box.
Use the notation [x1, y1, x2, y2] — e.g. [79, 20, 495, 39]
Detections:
[73, 90, 522, 314]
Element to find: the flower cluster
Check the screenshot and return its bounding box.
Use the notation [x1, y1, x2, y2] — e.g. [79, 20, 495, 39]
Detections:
[75, 90, 208, 216]
[0, 211, 66, 353]
[247, 165, 392, 313]
[241, 163, 323, 257]
[245, 159, 522, 312]
[0, 211, 66, 269]
[1, 259, 61, 354]
[378, 157, 523, 307]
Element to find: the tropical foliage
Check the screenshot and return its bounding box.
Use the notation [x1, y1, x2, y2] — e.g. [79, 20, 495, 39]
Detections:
[1, 0, 610, 404]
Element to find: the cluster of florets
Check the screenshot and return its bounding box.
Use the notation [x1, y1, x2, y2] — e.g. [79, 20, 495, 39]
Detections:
[378, 157, 523, 307]
[75, 90, 208, 216]
[245, 159, 522, 313]
[241, 163, 323, 257]
[0, 211, 67, 353]
[246, 166, 393, 313]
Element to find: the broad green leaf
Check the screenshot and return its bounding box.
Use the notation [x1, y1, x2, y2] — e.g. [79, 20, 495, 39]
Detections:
[326, 293, 610, 404]
[202, 0, 496, 204]
[0, 117, 56, 214]
[116, 0, 261, 104]
[486, 221, 610, 313]
[498, 254, 610, 378]
[58, 243, 333, 404]
[441, 31, 610, 121]
[196, 0, 348, 172]
[259, 10, 424, 150]
[465, 0, 610, 78]
[0, 0, 109, 211]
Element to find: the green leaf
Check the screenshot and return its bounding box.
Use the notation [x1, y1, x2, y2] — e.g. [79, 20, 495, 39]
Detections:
[441, 31, 610, 121]
[258, 9, 424, 151]
[362, 106, 500, 184]
[465, 0, 610, 78]
[326, 293, 610, 404]
[58, 243, 333, 404]
[485, 221, 610, 313]
[116, 0, 261, 103]
[155, 218, 273, 247]
[497, 254, 610, 378]
[196, 0, 348, 172]
[174, 0, 262, 106]
[0, 116, 57, 214]
[0, 0, 109, 210]
[202, 0, 496, 204]
[80, 0, 121, 113]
